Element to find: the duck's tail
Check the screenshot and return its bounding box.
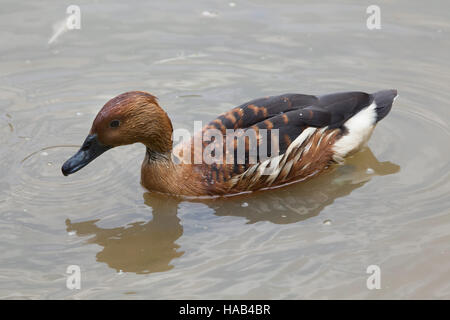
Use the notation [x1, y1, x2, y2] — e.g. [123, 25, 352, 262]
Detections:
[331, 89, 397, 159]
[373, 89, 398, 122]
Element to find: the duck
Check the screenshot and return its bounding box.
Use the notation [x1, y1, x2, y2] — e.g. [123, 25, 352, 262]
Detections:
[62, 89, 397, 197]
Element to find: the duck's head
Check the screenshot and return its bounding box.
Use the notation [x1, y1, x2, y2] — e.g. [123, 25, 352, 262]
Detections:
[62, 91, 173, 176]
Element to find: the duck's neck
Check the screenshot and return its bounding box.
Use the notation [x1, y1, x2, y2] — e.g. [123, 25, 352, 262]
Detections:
[141, 146, 179, 194]
[141, 146, 207, 196]
[145, 147, 172, 163]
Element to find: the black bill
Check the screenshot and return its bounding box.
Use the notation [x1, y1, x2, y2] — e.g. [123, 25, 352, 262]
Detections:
[62, 134, 112, 176]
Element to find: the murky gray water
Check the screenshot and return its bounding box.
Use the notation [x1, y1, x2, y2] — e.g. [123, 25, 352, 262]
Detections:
[0, 0, 449, 299]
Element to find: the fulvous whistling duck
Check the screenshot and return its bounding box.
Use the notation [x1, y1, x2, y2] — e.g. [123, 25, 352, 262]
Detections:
[62, 90, 397, 197]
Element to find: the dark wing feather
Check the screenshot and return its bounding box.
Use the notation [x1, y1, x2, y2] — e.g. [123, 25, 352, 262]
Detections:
[206, 93, 371, 156]
[200, 92, 373, 189]
[208, 92, 372, 135]
[317, 91, 373, 128]
[209, 93, 318, 132]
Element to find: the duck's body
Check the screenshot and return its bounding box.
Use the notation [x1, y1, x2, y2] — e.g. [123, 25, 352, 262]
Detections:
[62, 90, 397, 197]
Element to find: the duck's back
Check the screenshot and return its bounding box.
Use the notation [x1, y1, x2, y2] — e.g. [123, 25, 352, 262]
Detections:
[174, 90, 397, 196]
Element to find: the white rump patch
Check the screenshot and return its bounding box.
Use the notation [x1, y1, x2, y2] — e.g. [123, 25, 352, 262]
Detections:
[333, 102, 377, 158]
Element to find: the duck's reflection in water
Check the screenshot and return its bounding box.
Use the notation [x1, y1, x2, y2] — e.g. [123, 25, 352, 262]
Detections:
[66, 194, 183, 274]
[66, 148, 399, 274]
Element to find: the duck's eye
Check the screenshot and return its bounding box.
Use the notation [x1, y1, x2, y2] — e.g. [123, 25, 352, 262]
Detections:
[109, 120, 120, 128]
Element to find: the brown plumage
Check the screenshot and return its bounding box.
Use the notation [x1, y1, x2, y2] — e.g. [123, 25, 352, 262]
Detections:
[62, 89, 397, 197]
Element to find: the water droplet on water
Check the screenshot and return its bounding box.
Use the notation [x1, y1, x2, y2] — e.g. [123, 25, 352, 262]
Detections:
[229, 2, 236, 7]
[41, 151, 48, 156]
[76, 112, 82, 116]
[202, 11, 218, 18]
[323, 219, 332, 225]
